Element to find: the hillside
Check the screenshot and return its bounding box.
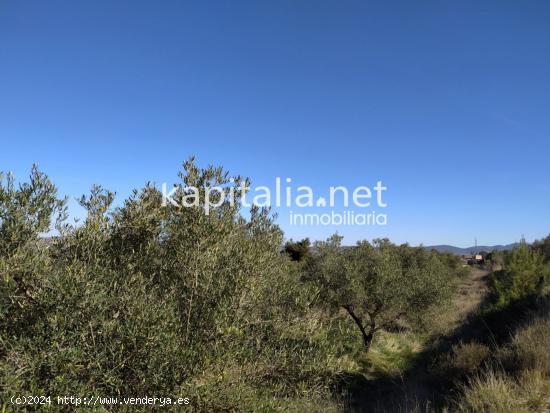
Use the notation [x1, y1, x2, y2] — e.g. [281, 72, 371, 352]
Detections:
[424, 243, 519, 255]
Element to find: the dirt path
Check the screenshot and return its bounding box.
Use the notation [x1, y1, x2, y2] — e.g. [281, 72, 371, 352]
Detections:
[350, 267, 494, 412]
[391, 267, 493, 411]
[450, 267, 491, 331]
[401, 267, 493, 409]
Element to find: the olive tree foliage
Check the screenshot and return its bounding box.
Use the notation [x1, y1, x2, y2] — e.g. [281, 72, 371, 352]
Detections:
[1, 160, 342, 411]
[0, 165, 66, 253]
[0, 166, 66, 332]
[306, 235, 451, 350]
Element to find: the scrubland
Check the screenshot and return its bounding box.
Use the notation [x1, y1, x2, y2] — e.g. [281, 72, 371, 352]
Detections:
[1, 161, 549, 412]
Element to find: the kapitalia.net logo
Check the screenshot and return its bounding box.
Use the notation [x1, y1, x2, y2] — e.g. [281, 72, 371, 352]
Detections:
[161, 178, 388, 227]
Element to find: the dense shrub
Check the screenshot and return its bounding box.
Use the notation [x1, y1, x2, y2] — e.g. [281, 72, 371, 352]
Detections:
[283, 238, 312, 262]
[0, 161, 344, 411]
[490, 241, 550, 306]
[532, 235, 550, 263]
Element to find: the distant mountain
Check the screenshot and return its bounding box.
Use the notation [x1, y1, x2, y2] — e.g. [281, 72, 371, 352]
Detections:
[424, 243, 519, 255]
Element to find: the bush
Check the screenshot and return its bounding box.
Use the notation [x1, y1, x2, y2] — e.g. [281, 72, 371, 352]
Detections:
[532, 235, 550, 263]
[283, 238, 312, 262]
[0, 162, 346, 411]
[490, 242, 550, 306]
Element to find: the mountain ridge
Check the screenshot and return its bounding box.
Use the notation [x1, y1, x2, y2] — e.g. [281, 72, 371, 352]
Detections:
[424, 243, 519, 255]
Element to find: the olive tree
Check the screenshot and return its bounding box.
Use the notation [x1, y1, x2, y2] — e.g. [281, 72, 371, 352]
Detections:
[45, 158, 289, 394]
[0, 165, 66, 254]
[2, 160, 343, 411]
[0, 166, 66, 333]
[307, 235, 451, 350]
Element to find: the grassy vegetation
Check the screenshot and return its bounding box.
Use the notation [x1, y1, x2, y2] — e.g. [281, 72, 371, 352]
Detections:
[1, 161, 550, 412]
[442, 243, 550, 413]
[455, 313, 550, 413]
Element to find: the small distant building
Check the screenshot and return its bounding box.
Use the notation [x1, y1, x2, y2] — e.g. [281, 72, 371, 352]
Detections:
[465, 253, 485, 266]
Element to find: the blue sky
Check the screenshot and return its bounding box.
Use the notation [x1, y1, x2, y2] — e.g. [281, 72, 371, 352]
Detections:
[1, 0, 549, 246]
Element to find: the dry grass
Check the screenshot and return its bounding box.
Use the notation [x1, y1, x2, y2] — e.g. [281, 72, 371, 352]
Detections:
[455, 311, 550, 413]
[440, 342, 490, 376]
[457, 370, 527, 413]
[518, 369, 550, 411]
[512, 316, 550, 375]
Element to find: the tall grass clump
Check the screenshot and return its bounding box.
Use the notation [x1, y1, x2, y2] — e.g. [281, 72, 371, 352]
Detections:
[511, 315, 550, 375]
[454, 304, 550, 412]
[457, 370, 525, 413]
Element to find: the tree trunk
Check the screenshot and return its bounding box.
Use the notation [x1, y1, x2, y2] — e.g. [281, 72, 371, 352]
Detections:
[343, 305, 375, 350]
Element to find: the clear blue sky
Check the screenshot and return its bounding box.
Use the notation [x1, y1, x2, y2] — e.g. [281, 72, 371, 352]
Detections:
[1, 0, 549, 246]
